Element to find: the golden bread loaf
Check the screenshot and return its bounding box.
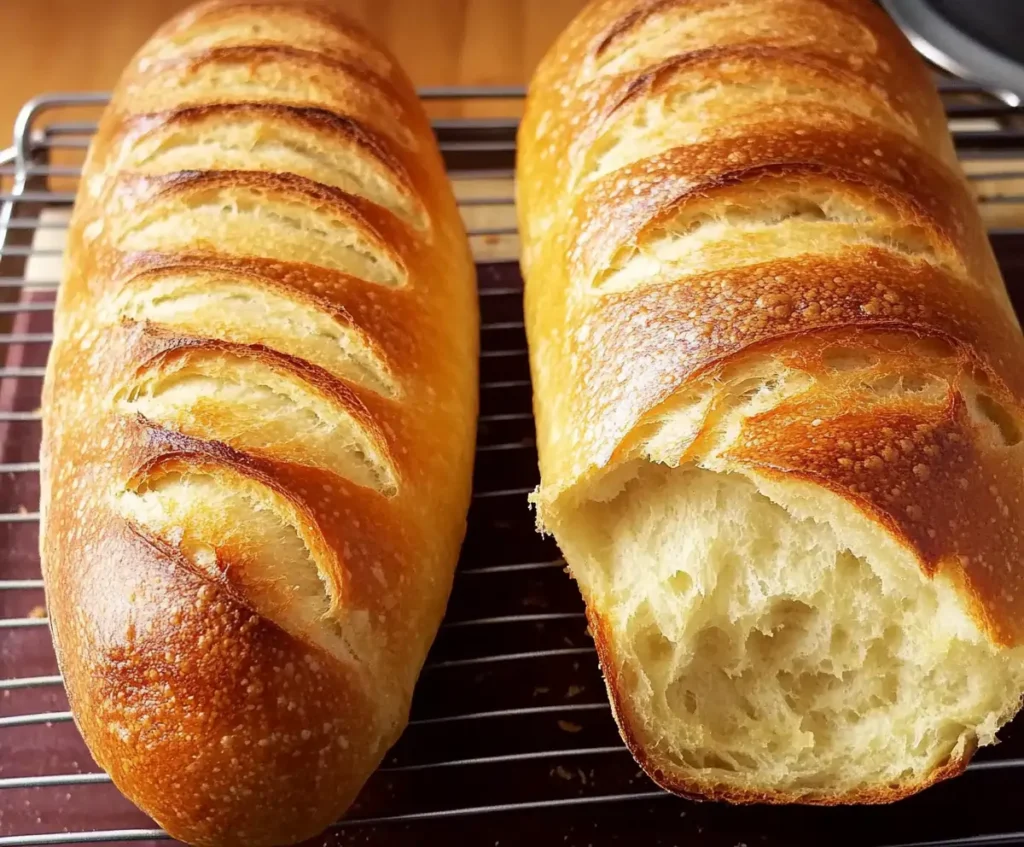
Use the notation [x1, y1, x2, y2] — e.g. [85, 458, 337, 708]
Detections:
[517, 0, 1024, 803]
[40, 2, 477, 844]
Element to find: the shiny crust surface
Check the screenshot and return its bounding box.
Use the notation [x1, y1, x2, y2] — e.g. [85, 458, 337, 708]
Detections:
[40, 2, 477, 844]
[518, 0, 1024, 803]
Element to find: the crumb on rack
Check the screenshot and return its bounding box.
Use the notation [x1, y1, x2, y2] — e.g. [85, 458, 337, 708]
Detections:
[551, 765, 574, 781]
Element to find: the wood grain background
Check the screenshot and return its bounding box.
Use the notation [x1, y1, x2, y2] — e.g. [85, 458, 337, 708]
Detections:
[1, 0, 588, 133]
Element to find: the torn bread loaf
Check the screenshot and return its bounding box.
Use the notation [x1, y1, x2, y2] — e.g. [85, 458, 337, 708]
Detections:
[517, 0, 1024, 803]
[40, 2, 477, 844]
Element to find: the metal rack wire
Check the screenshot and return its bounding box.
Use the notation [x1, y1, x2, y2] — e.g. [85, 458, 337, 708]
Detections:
[6, 82, 1024, 847]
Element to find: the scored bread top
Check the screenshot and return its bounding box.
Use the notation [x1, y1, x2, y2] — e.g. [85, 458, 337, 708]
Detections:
[518, 0, 1024, 646]
[40, 2, 477, 844]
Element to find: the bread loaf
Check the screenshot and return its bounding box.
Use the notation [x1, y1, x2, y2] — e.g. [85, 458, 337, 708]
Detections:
[517, 0, 1024, 803]
[40, 2, 477, 844]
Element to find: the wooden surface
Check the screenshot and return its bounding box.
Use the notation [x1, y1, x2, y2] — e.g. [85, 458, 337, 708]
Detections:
[0, 0, 587, 133]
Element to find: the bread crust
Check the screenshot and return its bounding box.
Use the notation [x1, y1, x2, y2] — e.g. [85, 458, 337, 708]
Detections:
[519, 0, 1024, 803]
[40, 3, 477, 844]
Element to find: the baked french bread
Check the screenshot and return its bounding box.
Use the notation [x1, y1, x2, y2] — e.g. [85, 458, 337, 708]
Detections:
[40, 2, 477, 844]
[517, 0, 1024, 803]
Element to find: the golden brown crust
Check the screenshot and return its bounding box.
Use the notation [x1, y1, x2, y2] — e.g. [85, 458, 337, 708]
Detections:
[519, 0, 1024, 807]
[519, 0, 956, 250]
[595, 44, 923, 129]
[140, 0, 398, 80]
[105, 168, 419, 288]
[116, 261, 406, 387]
[41, 2, 477, 845]
[542, 248, 1024, 484]
[50, 521, 382, 846]
[570, 120, 996, 290]
[113, 103, 428, 226]
[122, 327, 399, 457]
[124, 41, 424, 148]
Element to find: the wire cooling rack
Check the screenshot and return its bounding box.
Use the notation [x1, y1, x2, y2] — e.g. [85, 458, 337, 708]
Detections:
[6, 83, 1024, 847]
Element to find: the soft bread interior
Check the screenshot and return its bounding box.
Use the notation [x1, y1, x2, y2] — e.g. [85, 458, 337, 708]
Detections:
[548, 352, 1024, 797]
[564, 465, 1023, 795]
